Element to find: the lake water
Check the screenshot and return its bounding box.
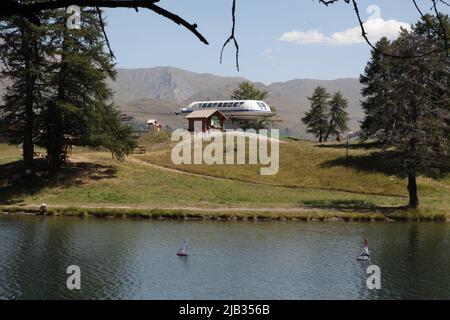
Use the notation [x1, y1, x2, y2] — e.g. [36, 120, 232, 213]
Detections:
[0, 215, 449, 299]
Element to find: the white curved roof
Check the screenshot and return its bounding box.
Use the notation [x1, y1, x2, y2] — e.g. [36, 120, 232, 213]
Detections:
[181, 100, 272, 114]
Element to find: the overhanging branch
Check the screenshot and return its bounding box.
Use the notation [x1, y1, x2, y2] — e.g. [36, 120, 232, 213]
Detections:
[319, 0, 449, 58]
[2, 0, 209, 45]
[220, 0, 240, 71]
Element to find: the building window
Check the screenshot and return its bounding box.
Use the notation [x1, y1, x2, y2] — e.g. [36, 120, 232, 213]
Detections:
[210, 115, 221, 127]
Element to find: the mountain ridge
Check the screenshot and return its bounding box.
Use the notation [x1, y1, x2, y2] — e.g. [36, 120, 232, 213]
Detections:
[108, 66, 363, 137]
[0, 66, 364, 137]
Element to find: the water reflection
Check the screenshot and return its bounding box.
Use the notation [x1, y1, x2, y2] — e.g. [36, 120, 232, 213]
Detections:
[0, 216, 449, 299]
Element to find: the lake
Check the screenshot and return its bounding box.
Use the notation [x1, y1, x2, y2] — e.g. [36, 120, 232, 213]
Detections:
[0, 215, 449, 299]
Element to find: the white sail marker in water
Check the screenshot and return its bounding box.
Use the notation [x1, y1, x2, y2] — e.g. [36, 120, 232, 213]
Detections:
[177, 237, 190, 256]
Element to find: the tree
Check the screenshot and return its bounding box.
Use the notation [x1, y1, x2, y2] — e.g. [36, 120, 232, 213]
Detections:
[0, 7, 136, 173]
[231, 81, 268, 100]
[302, 86, 330, 143]
[360, 15, 450, 209]
[325, 91, 349, 141]
[359, 37, 393, 141]
[40, 8, 135, 170]
[0, 10, 50, 177]
[230, 81, 275, 130]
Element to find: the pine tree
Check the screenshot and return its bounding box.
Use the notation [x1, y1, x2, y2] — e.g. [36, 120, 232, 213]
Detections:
[230, 81, 276, 129]
[231, 81, 268, 100]
[325, 91, 349, 141]
[359, 37, 393, 141]
[360, 15, 450, 209]
[1, 7, 135, 173]
[0, 9, 50, 177]
[40, 8, 135, 170]
[301, 86, 330, 143]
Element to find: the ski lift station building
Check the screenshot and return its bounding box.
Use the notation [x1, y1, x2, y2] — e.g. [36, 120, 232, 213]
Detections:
[178, 100, 273, 132]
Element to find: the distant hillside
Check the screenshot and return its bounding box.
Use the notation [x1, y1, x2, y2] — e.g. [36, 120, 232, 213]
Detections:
[0, 66, 364, 137]
[109, 67, 363, 137]
[108, 67, 245, 105]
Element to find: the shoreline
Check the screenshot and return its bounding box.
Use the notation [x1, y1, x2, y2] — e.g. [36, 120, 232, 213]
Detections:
[1, 205, 449, 222]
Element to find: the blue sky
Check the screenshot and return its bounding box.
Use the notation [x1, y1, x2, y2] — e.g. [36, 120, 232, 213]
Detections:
[104, 0, 444, 84]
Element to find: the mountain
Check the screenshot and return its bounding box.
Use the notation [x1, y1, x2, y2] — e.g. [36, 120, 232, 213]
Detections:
[0, 66, 364, 137]
[108, 66, 245, 105]
[109, 67, 363, 137]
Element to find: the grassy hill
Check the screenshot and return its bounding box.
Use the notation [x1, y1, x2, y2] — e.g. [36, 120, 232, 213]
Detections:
[0, 135, 449, 219]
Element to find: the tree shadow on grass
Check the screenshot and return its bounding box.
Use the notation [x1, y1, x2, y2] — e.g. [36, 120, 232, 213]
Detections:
[320, 150, 405, 177]
[315, 141, 382, 150]
[0, 158, 117, 205]
[317, 150, 410, 212]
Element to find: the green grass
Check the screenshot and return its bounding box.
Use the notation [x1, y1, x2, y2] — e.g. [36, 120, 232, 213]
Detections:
[0, 136, 449, 219]
[1, 205, 447, 221]
[1, 150, 400, 208]
[137, 137, 450, 211]
[0, 144, 22, 165]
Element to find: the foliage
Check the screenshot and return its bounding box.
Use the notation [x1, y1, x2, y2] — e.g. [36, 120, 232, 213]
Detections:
[301, 86, 330, 143]
[325, 91, 349, 141]
[230, 81, 276, 130]
[359, 14, 450, 208]
[0, 6, 135, 173]
[231, 81, 268, 100]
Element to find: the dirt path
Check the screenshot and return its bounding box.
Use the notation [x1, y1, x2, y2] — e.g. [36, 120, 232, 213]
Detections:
[127, 156, 229, 181]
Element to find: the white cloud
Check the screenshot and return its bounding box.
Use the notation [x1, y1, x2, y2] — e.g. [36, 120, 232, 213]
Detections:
[279, 18, 411, 46]
[279, 30, 328, 44]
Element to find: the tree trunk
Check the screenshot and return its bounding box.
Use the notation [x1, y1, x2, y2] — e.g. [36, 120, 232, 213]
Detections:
[324, 121, 334, 142]
[48, 30, 68, 172]
[407, 173, 419, 209]
[21, 23, 36, 178]
[50, 144, 62, 171]
[23, 95, 34, 177]
[46, 102, 64, 172]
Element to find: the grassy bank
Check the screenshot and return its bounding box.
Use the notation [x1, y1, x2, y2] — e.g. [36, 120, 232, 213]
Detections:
[0, 134, 449, 219]
[1, 205, 448, 222]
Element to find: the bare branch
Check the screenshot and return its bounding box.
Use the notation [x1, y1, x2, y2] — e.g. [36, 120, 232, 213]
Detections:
[432, 0, 449, 57]
[318, 0, 349, 6]
[96, 7, 115, 59]
[413, 0, 441, 35]
[220, 0, 240, 71]
[1, 0, 209, 45]
[319, 0, 447, 59]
